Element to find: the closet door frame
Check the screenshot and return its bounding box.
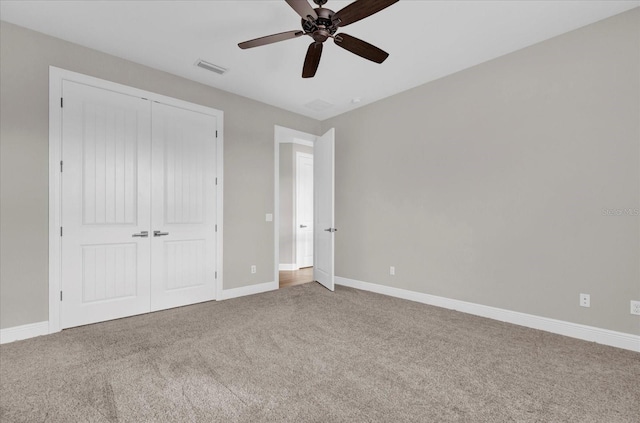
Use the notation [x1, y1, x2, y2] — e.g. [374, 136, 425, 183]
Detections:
[48, 66, 224, 334]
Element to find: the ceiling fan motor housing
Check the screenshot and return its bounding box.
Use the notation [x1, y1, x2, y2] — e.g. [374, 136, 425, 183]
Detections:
[302, 7, 338, 42]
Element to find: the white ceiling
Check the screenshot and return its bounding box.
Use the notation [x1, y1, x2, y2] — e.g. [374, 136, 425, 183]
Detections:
[1, 1, 638, 120]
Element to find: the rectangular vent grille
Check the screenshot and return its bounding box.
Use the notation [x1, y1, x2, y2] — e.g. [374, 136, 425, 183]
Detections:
[195, 59, 228, 75]
[304, 99, 334, 112]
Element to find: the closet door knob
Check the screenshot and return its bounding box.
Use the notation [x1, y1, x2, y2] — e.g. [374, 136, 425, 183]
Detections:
[153, 231, 169, 237]
[132, 231, 149, 238]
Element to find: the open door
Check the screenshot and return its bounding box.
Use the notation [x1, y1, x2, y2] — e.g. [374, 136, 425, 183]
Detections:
[314, 128, 336, 291]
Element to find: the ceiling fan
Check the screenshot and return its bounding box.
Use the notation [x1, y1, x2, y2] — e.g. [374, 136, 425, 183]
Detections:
[238, 0, 399, 78]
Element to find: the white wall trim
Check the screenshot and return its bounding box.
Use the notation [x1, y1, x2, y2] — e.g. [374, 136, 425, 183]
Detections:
[49, 67, 64, 334]
[49, 66, 224, 332]
[215, 111, 225, 302]
[336, 277, 640, 353]
[279, 264, 298, 271]
[283, 139, 314, 147]
[219, 281, 278, 300]
[274, 128, 281, 287]
[275, 125, 317, 146]
[0, 321, 50, 345]
[278, 138, 314, 148]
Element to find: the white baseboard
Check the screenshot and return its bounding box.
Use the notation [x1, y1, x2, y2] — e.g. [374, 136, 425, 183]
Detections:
[279, 264, 298, 271]
[4, 282, 637, 352]
[336, 277, 640, 353]
[0, 321, 49, 344]
[219, 281, 278, 300]
[1, 283, 279, 343]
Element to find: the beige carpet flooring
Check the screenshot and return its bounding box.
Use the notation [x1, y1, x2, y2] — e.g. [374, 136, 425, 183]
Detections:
[1, 283, 638, 422]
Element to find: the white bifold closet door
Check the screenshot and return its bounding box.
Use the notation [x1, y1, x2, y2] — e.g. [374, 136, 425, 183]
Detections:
[60, 81, 217, 329]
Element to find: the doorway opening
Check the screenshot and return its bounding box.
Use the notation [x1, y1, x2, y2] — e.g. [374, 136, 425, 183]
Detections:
[275, 127, 315, 288]
[274, 125, 335, 291]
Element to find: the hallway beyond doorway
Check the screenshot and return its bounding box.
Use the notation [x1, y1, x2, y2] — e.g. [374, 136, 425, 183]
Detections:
[279, 267, 313, 289]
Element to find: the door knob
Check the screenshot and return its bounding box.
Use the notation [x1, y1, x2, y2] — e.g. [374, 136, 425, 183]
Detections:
[300, 224, 307, 228]
[153, 231, 169, 237]
[324, 228, 338, 232]
[132, 231, 149, 238]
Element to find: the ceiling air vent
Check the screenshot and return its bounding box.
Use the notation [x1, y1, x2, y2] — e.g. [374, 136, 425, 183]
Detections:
[304, 99, 334, 112]
[195, 59, 228, 75]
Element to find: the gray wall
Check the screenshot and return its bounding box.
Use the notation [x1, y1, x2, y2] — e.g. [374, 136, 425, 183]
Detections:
[322, 9, 640, 335]
[0, 21, 320, 329]
[279, 143, 314, 266]
[2, 9, 639, 336]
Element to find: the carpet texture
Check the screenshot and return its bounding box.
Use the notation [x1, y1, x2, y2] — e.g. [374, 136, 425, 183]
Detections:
[1, 283, 638, 422]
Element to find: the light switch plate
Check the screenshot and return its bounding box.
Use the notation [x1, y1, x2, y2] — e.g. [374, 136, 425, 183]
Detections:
[266, 213, 273, 222]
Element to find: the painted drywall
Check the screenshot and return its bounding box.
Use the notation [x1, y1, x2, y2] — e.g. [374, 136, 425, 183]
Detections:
[279, 143, 314, 266]
[322, 9, 640, 335]
[0, 21, 320, 329]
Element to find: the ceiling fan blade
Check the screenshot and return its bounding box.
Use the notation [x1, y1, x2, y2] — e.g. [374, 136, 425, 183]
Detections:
[332, 0, 399, 27]
[285, 0, 318, 20]
[302, 42, 323, 78]
[238, 30, 305, 49]
[334, 33, 389, 63]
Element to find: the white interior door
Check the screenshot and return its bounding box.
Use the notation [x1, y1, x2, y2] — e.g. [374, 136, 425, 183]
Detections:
[60, 78, 219, 329]
[150, 103, 217, 311]
[314, 128, 335, 291]
[296, 152, 314, 268]
[61, 81, 152, 329]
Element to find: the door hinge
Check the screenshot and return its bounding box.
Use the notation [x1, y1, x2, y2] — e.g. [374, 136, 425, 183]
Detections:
[60, 160, 63, 172]
[215, 130, 218, 138]
[215, 224, 217, 232]
[215, 271, 217, 279]
[60, 227, 63, 236]
[215, 177, 218, 185]
[60, 97, 63, 108]
[60, 291, 63, 301]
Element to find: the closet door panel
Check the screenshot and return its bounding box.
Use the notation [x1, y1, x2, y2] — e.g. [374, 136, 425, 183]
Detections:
[60, 81, 152, 329]
[150, 103, 217, 311]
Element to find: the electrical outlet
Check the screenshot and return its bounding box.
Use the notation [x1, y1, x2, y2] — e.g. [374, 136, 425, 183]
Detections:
[251, 265, 256, 274]
[389, 266, 395, 276]
[631, 300, 640, 315]
[580, 293, 590, 308]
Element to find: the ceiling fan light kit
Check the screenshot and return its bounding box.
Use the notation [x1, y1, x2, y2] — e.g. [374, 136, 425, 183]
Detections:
[238, 0, 399, 78]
